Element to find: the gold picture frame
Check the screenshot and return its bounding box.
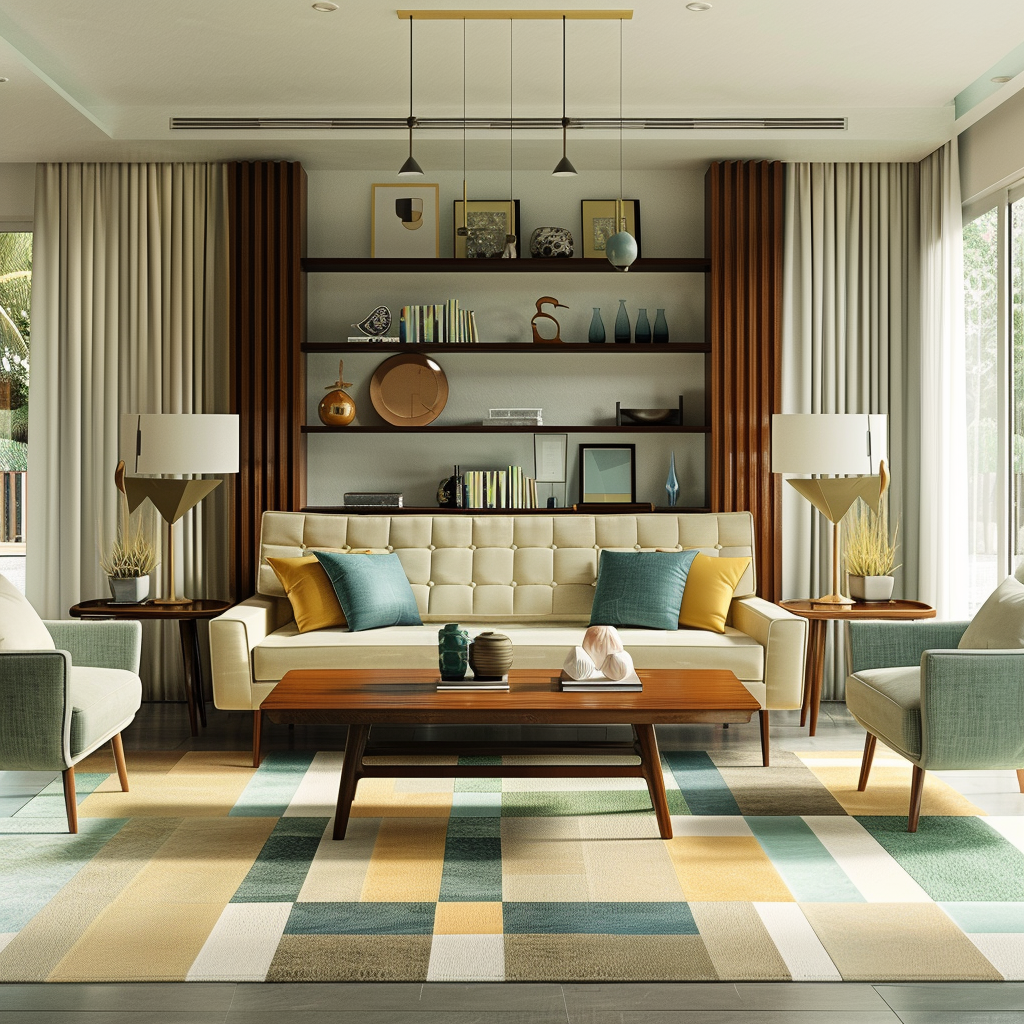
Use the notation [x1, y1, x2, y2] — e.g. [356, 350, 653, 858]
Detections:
[371, 183, 440, 258]
[580, 199, 642, 259]
[453, 199, 521, 259]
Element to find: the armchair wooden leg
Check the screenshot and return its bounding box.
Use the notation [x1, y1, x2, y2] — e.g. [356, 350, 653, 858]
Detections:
[857, 733, 877, 792]
[111, 733, 129, 792]
[908, 765, 925, 833]
[759, 710, 770, 767]
[62, 766, 78, 834]
[1017, 768, 1024, 794]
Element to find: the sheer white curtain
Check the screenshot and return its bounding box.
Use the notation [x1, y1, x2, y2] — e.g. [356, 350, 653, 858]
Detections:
[917, 140, 969, 618]
[28, 163, 229, 699]
[781, 161, 918, 699]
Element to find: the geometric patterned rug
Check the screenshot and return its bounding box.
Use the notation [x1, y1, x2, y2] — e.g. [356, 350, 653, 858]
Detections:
[1, 745, 1023, 983]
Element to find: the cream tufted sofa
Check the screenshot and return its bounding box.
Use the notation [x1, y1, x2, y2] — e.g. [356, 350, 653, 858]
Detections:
[210, 510, 806, 720]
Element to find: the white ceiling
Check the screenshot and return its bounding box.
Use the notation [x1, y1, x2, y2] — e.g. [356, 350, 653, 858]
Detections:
[0, 1, 1022, 168]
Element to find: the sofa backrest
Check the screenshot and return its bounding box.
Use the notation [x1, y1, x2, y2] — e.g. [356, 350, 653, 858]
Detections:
[257, 511, 757, 623]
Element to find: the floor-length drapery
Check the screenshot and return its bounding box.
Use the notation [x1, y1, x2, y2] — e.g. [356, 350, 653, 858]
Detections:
[28, 163, 229, 700]
[781, 162, 919, 699]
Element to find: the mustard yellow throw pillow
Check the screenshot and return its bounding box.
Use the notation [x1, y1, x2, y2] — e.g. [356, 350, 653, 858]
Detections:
[678, 553, 751, 633]
[267, 555, 346, 633]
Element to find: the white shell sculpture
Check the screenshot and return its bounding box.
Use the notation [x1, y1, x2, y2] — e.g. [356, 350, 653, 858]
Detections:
[601, 650, 635, 681]
[582, 624, 624, 665]
[563, 646, 597, 681]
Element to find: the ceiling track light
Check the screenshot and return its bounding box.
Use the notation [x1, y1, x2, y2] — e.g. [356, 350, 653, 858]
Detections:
[552, 15, 578, 177]
[397, 17, 425, 176]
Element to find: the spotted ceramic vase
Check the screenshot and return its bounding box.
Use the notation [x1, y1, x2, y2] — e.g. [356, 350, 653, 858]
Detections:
[438, 623, 470, 681]
[529, 227, 574, 259]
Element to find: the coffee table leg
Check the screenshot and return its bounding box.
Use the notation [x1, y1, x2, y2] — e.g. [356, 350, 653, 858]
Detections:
[334, 723, 370, 840]
[634, 724, 673, 840]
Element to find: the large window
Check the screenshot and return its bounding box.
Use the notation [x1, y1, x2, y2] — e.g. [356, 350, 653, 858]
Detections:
[0, 232, 30, 592]
[963, 189, 1024, 609]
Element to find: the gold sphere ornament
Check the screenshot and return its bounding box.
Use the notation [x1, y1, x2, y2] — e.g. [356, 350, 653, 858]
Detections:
[318, 359, 356, 426]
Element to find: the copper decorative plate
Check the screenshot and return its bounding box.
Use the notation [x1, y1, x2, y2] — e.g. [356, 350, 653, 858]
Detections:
[369, 353, 449, 427]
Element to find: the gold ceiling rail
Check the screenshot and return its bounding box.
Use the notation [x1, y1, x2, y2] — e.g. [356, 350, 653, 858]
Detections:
[397, 10, 633, 19]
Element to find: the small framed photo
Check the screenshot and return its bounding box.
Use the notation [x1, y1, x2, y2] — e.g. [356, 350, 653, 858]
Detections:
[371, 183, 440, 258]
[580, 199, 642, 260]
[453, 199, 521, 259]
[534, 433, 568, 484]
[578, 443, 636, 503]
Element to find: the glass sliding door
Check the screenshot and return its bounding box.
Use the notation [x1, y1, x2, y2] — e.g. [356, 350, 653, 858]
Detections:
[1013, 196, 1024, 579]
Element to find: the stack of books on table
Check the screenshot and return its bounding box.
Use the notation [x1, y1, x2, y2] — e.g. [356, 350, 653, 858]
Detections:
[462, 467, 538, 509]
[399, 301, 478, 344]
[560, 669, 642, 693]
[437, 675, 510, 691]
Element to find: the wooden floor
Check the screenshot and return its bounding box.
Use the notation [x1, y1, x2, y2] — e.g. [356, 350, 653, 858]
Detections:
[1, 700, 1022, 1021]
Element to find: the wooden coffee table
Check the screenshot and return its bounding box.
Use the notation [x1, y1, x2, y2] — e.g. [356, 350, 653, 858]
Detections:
[256, 667, 762, 841]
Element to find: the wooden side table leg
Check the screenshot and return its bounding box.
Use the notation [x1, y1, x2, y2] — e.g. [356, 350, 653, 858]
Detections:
[634, 723, 673, 840]
[800, 621, 818, 728]
[809, 621, 827, 737]
[189, 621, 208, 728]
[334, 723, 370, 840]
[177, 621, 199, 737]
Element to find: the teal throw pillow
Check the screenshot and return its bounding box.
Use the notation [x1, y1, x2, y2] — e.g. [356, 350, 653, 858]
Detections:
[589, 549, 698, 631]
[313, 551, 422, 632]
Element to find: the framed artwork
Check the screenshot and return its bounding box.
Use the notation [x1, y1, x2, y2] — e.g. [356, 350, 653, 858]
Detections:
[453, 199, 521, 259]
[580, 200, 642, 260]
[534, 433, 568, 483]
[578, 443, 636, 503]
[371, 183, 440, 258]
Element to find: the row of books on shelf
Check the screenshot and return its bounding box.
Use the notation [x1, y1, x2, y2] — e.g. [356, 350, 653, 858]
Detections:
[400, 301, 479, 344]
[460, 467, 538, 509]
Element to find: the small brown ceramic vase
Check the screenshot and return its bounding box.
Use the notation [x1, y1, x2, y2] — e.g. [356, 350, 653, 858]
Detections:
[318, 359, 356, 426]
[469, 631, 514, 681]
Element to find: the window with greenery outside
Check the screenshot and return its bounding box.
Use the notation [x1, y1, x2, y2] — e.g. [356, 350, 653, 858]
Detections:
[0, 233, 30, 473]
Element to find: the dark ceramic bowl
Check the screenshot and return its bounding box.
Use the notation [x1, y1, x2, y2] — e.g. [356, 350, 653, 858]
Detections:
[620, 408, 677, 425]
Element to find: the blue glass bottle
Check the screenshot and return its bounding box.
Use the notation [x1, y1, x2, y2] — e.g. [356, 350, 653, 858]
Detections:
[653, 308, 669, 344]
[665, 451, 679, 507]
[588, 307, 606, 344]
[635, 307, 652, 343]
[614, 299, 630, 343]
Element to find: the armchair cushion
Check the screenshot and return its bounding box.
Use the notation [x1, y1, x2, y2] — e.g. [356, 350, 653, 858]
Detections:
[68, 667, 142, 758]
[0, 574, 54, 652]
[959, 576, 1024, 650]
[845, 666, 922, 759]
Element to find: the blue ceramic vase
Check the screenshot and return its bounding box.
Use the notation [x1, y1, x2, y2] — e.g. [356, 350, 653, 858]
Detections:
[438, 622, 469, 681]
[614, 299, 631, 343]
[665, 451, 679, 507]
[588, 307, 606, 344]
[635, 308, 652, 344]
[653, 308, 670, 344]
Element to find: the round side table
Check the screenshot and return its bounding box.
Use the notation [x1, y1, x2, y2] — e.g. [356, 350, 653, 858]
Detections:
[69, 598, 233, 737]
[779, 599, 936, 736]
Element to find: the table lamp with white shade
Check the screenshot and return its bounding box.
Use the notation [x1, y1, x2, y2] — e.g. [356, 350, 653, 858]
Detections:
[771, 413, 889, 606]
[120, 413, 240, 606]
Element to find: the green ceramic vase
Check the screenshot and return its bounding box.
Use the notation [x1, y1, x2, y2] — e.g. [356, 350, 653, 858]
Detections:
[438, 622, 469, 681]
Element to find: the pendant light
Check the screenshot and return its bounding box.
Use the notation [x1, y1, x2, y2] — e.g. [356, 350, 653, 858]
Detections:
[456, 19, 470, 245]
[502, 18, 517, 259]
[551, 15, 578, 177]
[398, 16, 424, 176]
[606, 19, 637, 271]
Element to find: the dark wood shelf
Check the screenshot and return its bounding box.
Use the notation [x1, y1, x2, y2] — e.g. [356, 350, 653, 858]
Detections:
[303, 424, 710, 434]
[302, 257, 710, 274]
[301, 505, 712, 515]
[303, 341, 709, 354]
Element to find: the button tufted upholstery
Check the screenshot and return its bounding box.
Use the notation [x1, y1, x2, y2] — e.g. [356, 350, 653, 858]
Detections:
[210, 511, 806, 715]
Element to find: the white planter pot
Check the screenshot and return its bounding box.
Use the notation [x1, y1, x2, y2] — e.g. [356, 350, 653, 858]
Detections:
[848, 574, 895, 602]
[108, 576, 150, 604]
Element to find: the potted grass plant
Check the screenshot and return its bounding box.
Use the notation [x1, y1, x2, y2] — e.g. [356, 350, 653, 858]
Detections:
[843, 499, 900, 602]
[100, 461, 159, 603]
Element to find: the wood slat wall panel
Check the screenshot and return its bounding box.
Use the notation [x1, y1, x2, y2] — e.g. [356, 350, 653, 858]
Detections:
[227, 161, 307, 597]
[706, 160, 784, 602]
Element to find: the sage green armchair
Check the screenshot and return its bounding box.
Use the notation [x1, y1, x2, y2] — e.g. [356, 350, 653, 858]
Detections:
[0, 620, 143, 833]
[845, 619, 1024, 832]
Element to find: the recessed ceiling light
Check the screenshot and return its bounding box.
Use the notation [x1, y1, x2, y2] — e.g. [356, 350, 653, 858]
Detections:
[312, 2, 338, 10]
[0, 78, 8, 83]
[992, 75, 1013, 84]
[686, 2, 712, 9]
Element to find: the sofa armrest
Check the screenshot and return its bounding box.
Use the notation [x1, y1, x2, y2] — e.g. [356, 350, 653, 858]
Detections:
[209, 595, 292, 710]
[44, 620, 142, 674]
[920, 649, 1024, 769]
[0, 650, 73, 770]
[730, 597, 807, 710]
[848, 620, 970, 674]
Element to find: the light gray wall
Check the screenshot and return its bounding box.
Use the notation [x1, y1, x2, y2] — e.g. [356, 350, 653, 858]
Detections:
[959, 88, 1024, 204]
[0, 163, 35, 225]
[304, 163, 710, 509]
